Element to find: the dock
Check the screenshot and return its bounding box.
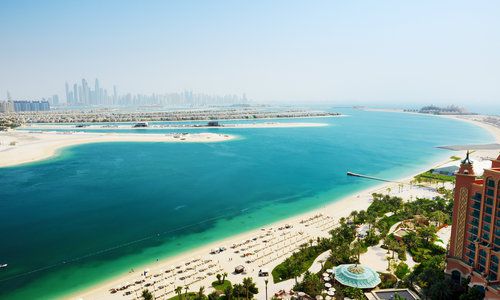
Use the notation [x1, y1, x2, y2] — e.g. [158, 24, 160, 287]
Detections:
[346, 171, 403, 184]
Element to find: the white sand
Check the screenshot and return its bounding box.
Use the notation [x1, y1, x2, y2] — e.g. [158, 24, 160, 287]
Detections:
[0, 131, 235, 168]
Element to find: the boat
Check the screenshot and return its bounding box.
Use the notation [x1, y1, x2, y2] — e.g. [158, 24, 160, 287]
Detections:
[0, 264, 7, 268]
[133, 122, 149, 128]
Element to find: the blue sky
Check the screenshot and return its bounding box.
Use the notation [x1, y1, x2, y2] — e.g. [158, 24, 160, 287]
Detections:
[0, 0, 499, 108]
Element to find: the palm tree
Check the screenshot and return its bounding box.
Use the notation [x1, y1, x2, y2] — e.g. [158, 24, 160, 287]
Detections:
[350, 210, 358, 223]
[351, 240, 363, 263]
[232, 283, 243, 300]
[175, 286, 183, 300]
[242, 277, 251, 300]
[216, 273, 222, 284]
[222, 272, 228, 283]
[418, 225, 436, 245]
[141, 289, 154, 300]
[197, 286, 205, 300]
[224, 285, 233, 300]
[184, 285, 190, 299]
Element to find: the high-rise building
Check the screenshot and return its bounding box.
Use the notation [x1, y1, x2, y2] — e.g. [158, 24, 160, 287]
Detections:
[446, 151, 500, 298]
[65, 82, 70, 103]
[12, 100, 50, 112]
[0, 101, 14, 113]
[73, 83, 78, 105]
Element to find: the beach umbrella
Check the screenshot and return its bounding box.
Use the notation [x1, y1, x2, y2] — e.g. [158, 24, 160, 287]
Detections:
[325, 296, 332, 300]
[328, 287, 336, 292]
[326, 268, 334, 273]
[327, 290, 335, 296]
[324, 283, 332, 288]
[322, 272, 329, 277]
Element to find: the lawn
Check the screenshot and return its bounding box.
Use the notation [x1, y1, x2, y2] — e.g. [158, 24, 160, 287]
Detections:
[211, 280, 232, 291]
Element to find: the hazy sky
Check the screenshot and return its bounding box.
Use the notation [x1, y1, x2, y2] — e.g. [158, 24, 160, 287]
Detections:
[1, 0, 499, 107]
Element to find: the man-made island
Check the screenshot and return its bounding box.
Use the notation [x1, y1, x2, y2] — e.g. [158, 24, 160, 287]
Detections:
[20, 121, 328, 131]
[0, 108, 340, 124]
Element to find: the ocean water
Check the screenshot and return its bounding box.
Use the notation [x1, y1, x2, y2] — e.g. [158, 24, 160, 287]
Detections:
[0, 109, 494, 299]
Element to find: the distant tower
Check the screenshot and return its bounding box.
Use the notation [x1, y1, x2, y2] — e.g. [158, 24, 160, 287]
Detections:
[65, 82, 70, 103]
[6, 91, 12, 101]
[94, 78, 100, 104]
[72, 83, 77, 105]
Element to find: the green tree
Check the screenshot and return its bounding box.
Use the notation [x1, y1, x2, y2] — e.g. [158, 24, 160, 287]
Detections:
[196, 286, 206, 300]
[418, 225, 437, 245]
[216, 273, 222, 284]
[293, 271, 323, 297]
[342, 286, 365, 299]
[141, 289, 154, 300]
[175, 286, 183, 300]
[395, 262, 410, 280]
[426, 278, 453, 300]
[224, 285, 233, 300]
[232, 283, 244, 300]
[208, 291, 219, 300]
[222, 272, 228, 283]
[459, 286, 485, 300]
[241, 277, 258, 300]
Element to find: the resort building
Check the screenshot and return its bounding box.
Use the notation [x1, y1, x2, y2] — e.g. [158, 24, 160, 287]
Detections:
[446, 152, 500, 298]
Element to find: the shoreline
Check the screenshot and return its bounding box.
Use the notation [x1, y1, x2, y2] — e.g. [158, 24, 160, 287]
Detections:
[0, 131, 236, 168]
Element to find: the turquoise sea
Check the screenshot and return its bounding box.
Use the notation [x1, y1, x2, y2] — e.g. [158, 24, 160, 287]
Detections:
[0, 109, 494, 299]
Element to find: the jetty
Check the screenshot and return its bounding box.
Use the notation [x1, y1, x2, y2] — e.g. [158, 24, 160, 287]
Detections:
[346, 171, 403, 184]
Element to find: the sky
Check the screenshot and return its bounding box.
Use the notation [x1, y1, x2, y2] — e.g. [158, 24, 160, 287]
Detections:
[0, 0, 499, 109]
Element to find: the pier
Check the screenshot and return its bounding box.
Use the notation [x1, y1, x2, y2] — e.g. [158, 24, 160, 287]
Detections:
[346, 171, 403, 184]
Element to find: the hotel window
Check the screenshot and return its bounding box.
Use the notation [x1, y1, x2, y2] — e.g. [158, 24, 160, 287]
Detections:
[475, 192, 483, 200]
[486, 206, 493, 214]
[487, 189, 495, 197]
[485, 215, 492, 223]
[487, 198, 494, 206]
[483, 233, 490, 240]
[495, 237, 500, 246]
[488, 179, 496, 188]
[484, 223, 491, 232]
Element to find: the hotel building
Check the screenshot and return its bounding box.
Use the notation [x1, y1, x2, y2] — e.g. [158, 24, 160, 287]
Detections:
[446, 152, 500, 298]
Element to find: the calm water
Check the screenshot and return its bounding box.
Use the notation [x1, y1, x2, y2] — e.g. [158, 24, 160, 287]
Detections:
[0, 109, 494, 299]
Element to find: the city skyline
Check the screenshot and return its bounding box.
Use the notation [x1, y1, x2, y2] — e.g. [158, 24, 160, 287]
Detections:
[1, 78, 250, 107]
[0, 1, 499, 109]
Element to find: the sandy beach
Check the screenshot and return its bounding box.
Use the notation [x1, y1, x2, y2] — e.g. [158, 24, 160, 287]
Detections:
[62, 114, 499, 300]
[0, 131, 235, 168]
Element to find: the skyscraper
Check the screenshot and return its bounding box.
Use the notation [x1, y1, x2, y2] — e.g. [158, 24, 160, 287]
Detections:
[65, 82, 70, 103]
[73, 83, 78, 105]
[94, 78, 100, 104]
[446, 151, 500, 298]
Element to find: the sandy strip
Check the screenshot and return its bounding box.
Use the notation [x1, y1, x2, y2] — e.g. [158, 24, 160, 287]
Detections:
[0, 131, 235, 168]
[20, 122, 328, 131]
